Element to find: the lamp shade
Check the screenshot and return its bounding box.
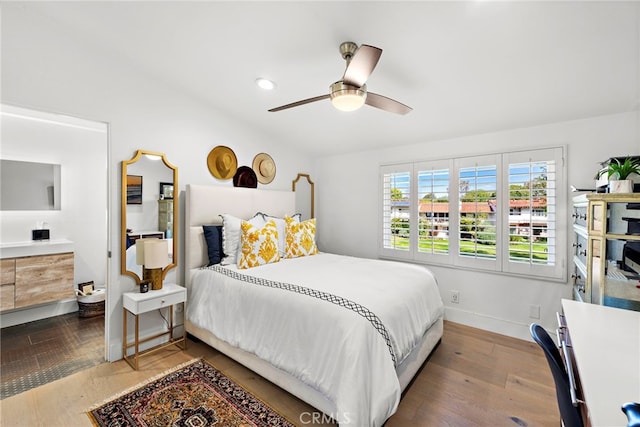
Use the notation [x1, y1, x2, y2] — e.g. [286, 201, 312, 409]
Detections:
[135, 239, 146, 266]
[136, 239, 169, 269]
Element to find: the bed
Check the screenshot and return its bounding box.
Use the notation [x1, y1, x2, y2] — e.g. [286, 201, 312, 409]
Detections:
[185, 184, 444, 426]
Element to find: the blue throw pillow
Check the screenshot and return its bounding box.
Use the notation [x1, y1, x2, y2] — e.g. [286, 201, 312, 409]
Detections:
[203, 225, 224, 266]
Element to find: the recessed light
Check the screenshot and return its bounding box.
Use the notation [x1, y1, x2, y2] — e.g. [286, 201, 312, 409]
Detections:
[256, 78, 276, 90]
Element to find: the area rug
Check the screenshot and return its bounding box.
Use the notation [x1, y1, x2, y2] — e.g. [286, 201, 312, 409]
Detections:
[87, 358, 295, 427]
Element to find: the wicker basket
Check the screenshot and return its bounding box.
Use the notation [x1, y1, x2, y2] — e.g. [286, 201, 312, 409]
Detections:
[77, 288, 106, 318]
[78, 300, 105, 318]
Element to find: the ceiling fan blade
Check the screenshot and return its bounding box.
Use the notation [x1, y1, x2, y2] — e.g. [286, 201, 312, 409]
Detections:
[343, 44, 382, 87]
[268, 94, 330, 112]
[365, 92, 412, 115]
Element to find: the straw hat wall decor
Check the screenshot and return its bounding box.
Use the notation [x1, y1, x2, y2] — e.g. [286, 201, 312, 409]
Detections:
[252, 153, 276, 184]
[207, 146, 238, 180]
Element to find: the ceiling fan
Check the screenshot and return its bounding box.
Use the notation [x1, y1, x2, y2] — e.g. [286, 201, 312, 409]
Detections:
[268, 41, 412, 115]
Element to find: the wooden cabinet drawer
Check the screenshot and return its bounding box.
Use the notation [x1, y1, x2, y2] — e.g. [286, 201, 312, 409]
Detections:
[14, 252, 74, 308]
[572, 204, 588, 227]
[0, 284, 15, 310]
[1, 259, 16, 285]
[573, 233, 588, 266]
[571, 265, 586, 301]
[588, 201, 605, 233]
[158, 200, 172, 214]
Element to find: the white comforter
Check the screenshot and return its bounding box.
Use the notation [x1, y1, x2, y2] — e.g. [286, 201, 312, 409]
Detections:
[187, 253, 443, 426]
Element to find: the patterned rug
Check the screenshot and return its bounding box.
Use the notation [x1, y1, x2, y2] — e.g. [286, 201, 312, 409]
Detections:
[87, 358, 294, 427]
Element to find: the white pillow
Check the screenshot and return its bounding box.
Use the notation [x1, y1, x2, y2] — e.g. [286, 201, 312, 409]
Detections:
[220, 213, 266, 265]
[255, 212, 301, 257]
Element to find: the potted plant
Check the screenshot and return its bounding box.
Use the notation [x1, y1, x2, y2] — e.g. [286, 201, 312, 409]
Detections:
[596, 157, 640, 193]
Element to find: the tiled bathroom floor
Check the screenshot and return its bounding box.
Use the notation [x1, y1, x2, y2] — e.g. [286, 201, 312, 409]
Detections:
[0, 312, 104, 399]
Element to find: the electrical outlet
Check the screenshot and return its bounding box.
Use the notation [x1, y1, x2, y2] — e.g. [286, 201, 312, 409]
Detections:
[450, 290, 460, 304]
[529, 304, 540, 319]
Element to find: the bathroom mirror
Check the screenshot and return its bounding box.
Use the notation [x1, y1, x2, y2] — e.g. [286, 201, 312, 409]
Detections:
[292, 173, 314, 220]
[121, 150, 178, 283]
[0, 159, 62, 210]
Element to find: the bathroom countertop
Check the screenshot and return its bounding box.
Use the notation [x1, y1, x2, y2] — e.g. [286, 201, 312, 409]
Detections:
[0, 239, 74, 258]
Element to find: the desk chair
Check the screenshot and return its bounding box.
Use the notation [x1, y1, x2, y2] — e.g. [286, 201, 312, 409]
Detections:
[530, 323, 584, 427]
[622, 402, 640, 427]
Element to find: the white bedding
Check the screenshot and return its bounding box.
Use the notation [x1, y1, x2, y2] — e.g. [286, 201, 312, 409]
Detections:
[187, 252, 443, 426]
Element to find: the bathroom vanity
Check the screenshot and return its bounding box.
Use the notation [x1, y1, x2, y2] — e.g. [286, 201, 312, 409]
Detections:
[0, 240, 74, 312]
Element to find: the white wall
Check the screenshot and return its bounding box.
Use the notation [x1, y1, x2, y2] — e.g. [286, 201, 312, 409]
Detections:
[315, 111, 640, 340]
[1, 6, 315, 360]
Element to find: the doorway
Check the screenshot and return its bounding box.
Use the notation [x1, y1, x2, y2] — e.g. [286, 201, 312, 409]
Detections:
[0, 104, 110, 397]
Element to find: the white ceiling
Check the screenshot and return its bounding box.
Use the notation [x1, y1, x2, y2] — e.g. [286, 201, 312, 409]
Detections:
[18, 1, 640, 156]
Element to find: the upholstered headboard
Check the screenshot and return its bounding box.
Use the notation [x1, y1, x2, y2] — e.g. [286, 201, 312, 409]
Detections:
[185, 184, 296, 285]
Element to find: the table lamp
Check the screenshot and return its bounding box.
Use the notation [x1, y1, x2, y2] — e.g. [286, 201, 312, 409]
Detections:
[136, 239, 169, 290]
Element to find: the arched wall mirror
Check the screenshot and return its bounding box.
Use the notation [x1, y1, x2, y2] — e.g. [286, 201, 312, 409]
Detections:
[292, 173, 314, 220]
[121, 150, 178, 284]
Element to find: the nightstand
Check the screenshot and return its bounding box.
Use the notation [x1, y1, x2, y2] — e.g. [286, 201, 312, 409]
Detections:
[122, 283, 187, 370]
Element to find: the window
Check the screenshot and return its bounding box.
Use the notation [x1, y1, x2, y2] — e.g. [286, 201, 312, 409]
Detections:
[380, 147, 566, 280]
[381, 166, 411, 253]
[417, 162, 450, 258]
[457, 155, 499, 270]
[502, 149, 562, 278]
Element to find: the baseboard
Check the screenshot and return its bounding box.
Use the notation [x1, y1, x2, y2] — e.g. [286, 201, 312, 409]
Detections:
[444, 306, 534, 342]
[0, 298, 79, 328]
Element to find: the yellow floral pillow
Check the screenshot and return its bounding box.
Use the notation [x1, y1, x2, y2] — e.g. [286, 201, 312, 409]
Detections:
[238, 220, 280, 269]
[284, 216, 318, 258]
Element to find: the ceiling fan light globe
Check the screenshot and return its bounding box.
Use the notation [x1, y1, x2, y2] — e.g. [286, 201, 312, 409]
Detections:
[331, 94, 366, 112]
[330, 81, 366, 112]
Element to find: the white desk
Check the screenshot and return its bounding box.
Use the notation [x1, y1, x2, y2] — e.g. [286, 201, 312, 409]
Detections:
[562, 299, 640, 427]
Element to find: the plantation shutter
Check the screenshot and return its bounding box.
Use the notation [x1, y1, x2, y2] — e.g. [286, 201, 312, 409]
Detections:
[380, 164, 412, 259]
[502, 147, 565, 279]
[379, 147, 566, 281]
[454, 155, 501, 271]
[415, 160, 453, 264]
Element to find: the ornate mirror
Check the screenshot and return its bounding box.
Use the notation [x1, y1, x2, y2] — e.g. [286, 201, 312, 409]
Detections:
[121, 150, 178, 283]
[292, 173, 314, 220]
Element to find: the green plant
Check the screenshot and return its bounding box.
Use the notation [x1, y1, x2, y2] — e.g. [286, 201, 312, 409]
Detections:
[596, 157, 640, 180]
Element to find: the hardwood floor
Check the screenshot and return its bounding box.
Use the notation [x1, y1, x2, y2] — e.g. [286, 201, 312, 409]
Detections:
[388, 322, 558, 426]
[0, 321, 559, 426]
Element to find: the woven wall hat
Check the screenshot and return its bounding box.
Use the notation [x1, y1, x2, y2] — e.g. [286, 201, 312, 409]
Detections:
[252, 153, 276, 184]
[207, 146, 237, 180]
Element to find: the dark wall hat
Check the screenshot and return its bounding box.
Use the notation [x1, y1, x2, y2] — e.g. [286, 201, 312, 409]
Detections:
[233, 166, 257, 188]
